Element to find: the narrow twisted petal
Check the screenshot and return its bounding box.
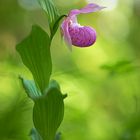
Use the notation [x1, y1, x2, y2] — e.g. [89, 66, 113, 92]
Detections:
[61, 17, 72, 50]
[69, 3, 105, 17]
[68, 25, 96, 47]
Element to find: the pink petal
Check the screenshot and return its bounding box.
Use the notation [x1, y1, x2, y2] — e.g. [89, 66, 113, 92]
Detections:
[61, 17, 72, 51]
[69, 3, 105, 17]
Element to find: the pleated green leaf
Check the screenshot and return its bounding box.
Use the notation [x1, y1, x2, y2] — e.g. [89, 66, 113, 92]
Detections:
[38, 0, 59, 31]
[33, 87, 64, 140]
[16, 25, 52, 93]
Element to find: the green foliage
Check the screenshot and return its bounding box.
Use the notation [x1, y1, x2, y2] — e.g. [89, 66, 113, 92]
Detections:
[101, 60, 137, 76]
[37, 0, 66, 39]
[120, 112, 140, 140]
[21, 77, 65, 140]
[16, 9, 65, 139]
[20, 77, 42, 99]
[16, 25, 52, 93]
[30, 128, 43, 140]
[33, 85, 64, 140]
[37, 0, 60, 33]
[51, 15, 66, 39]
[16, 22, 65, 140]
[55, 132, 62, 140]
[0, 92, 33, 140]
[1, 0, 140, 140]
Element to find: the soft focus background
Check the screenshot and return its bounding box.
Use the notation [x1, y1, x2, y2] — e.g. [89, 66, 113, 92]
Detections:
[0, 0, 140, 140]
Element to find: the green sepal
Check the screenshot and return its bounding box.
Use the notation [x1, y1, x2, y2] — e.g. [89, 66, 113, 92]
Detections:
[16, 25, 52, 93]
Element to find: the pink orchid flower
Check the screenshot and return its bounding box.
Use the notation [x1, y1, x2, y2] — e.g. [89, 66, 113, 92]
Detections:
[61, 3, 105, 50]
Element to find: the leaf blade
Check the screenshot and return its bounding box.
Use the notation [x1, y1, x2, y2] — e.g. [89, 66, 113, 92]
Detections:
[38, 0, 59, 30]
[16, 25, 52, 93]
[33, 87, 64, 140]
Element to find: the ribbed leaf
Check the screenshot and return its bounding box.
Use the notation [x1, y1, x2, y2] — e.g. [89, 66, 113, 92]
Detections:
[33, 87, 64, 140]
[16, 25, 52, 93]
[38, 0, 59, 31]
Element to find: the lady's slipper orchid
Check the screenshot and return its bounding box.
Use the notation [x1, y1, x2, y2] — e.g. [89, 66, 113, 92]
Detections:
[61, 3, 105, 50]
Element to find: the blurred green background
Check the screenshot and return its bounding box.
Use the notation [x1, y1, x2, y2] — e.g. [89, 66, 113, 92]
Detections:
[0, 0, 140, 140]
